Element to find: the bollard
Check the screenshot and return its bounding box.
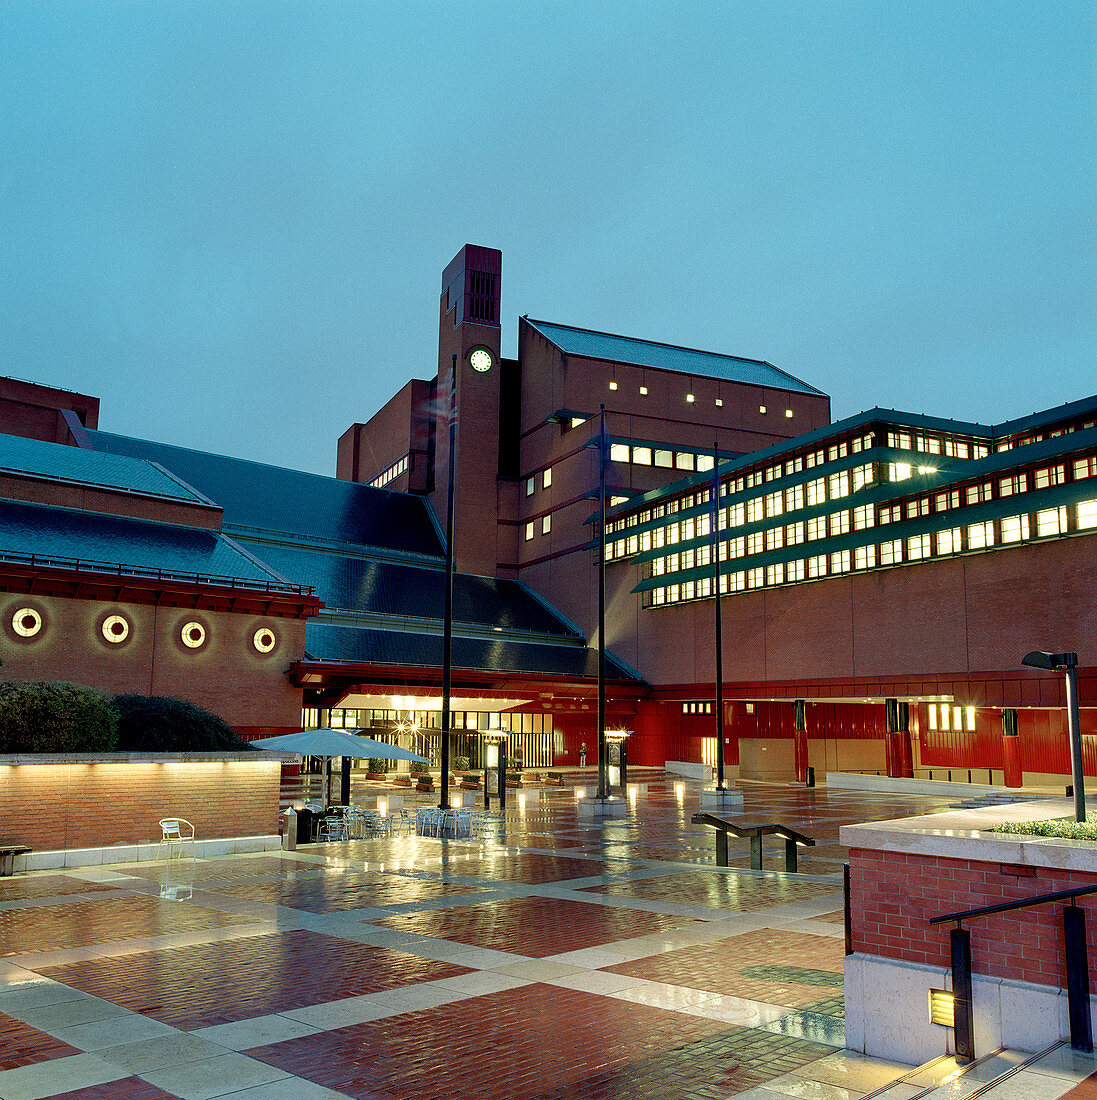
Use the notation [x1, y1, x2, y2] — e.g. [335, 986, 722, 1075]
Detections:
[282, 808, 298, 851]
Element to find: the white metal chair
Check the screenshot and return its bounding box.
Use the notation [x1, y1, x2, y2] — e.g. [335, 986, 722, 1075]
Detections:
[157, 818, 196, 860]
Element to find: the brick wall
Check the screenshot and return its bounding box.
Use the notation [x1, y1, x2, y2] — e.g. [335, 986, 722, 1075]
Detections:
[849, 847, 1097, 992]
[0, 758, 283, 850]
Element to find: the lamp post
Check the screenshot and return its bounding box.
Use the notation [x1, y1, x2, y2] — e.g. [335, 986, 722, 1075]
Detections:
[1022, 651, 1086, 822]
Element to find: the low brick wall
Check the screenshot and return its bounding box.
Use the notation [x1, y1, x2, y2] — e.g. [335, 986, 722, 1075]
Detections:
[0, 753, 288, 851]
[849, 847, 1097, 993]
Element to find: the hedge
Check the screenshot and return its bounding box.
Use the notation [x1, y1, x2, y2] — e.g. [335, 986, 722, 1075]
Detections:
[0, 681, 118, 753]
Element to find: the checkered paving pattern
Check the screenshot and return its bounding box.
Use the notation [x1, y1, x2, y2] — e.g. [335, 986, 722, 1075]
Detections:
[604, 929, 846, 1008]
[0, 875, 125, 902]
[51, 1081, 179, 1099]
[129, 855, 327, 882]
[581, 870, 838, 910]
[37, 929, 472, 1028]
[0, 1010, 81, 1069]
[427, 851, 626, 883]
[371, 894, 696, 956]
[215, 871, 484, 911]
[245, 983, 811, 1100]
[0, 895, 253, 956]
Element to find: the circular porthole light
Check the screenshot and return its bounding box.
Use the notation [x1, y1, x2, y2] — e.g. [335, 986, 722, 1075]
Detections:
[12, 608, 42, 638]
[253, 627, 276, 653]
[102, 615, 130, 643]
[181, 621, 206, 649]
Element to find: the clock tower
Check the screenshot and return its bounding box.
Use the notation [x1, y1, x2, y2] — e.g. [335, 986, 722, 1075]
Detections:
[431, 245, 504, 576]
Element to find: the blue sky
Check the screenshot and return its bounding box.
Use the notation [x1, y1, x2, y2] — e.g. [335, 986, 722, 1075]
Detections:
[2, 2, 1093, 475]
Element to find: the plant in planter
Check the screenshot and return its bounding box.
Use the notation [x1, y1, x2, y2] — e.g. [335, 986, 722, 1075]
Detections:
[505, 770, 522, 788]
[453, 755, 470, 771]
[366, 758, 389, 781]
[392, 773, 412, 787]
[544, 773, 563, 785]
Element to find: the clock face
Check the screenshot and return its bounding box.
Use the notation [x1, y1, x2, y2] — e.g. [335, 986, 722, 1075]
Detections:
[469, 348, 493, 373]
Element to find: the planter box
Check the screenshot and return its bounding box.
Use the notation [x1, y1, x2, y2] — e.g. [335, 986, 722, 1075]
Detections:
[415, 782, 434, 792]
[366, 772, 387, 781]
[392, 776, 411, 787]
[544, 774, 564, 785]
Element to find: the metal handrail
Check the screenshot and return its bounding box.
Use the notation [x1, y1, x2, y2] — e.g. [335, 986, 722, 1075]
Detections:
[930, 882, 1097, 925]
[0, 549, 316, 596]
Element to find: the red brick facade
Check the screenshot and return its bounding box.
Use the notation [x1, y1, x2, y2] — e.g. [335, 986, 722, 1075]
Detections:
[0, 757, 283, 850]
[849, 847, 1097, 992]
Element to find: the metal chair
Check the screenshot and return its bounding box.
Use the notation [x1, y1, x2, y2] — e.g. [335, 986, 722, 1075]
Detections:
[156, 818, 196, 860]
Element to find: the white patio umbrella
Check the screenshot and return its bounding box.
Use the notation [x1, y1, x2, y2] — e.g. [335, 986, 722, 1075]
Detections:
[252, 728, 429, 805]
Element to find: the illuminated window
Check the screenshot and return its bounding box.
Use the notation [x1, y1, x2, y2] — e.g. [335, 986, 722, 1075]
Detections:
[675, 452, 695, 471]
[541, 514, 551, 535]
[1034, 465, 1065, 489]
[787, 559, 805, 582]
[654, 449, 673, 468]
[785, 409, 793, 418]
[609, 381, 618, 390]
[830, 510, 850, 536]
[542, 467, 552, 489]
[880, 539, 903, 565]
[526, 477, 535, 496]
[831, 549, 851, 573]
[1073, 456, 1097, 480]
[696, 454, 714, 472]
[524, 522, 534, 541]
[759, 405, 767, 414]
[806, 516, 826, 540]
[766, 564, 784, 585]
[967, 521, 995, 549]
[1000, 514, 1029, 543]
[610, 443, 629, 463]
[853, 504, 874, 530]
[1036, 507, 1067, 537]
[1078, 499, 1097, 528]
[715, 398, 723, 407]
[808, 555, 827, 578]
[907, 533, 931, 560]
[854, 545, 876, 570]
[966, 483, 992, 505]
[936, 528, 962, 555]
[686, 393, 695, 403]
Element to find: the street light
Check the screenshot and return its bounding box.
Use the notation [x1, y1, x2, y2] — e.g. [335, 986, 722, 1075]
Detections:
[1021, 651, 1086, 822]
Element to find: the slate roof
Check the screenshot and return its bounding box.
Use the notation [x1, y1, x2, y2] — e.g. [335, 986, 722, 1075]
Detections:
[0, 433, 208, 502]
[305, 622, 635, 679]
[0, 499, 288, 587]
[86, 430, 443, 557]
[525, 318, 826, 395]
[235, 540, 578, 635]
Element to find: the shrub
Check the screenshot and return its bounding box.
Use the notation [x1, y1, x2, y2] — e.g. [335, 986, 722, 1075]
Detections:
[113, 695, 255, 752]
[993, 820, 1097, 842]
[367, 758, 389, 773]
[453, 755, 470, 770]
[0, 681, 118, 753]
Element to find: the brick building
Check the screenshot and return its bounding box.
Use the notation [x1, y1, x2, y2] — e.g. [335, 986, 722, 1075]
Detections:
[0, 247, 1093, 783]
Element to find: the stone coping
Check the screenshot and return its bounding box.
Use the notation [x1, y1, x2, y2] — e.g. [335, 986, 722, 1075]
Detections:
[840, 797, 1097, 873]
[0, 751, 296, 764]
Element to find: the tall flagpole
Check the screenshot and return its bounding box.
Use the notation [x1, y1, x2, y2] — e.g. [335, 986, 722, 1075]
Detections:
[711, 441, 725, 790]
[597, 404, 608, 801]
[440, 353, 456, 811]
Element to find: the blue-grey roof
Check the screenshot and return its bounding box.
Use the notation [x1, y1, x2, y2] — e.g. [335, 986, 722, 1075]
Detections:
[0, 499, 289, 587]
[0, 433, 209, 503]
[305, 622, 636, 679]
[236, 539, 578, 635]
[85, 431, 443, 557]
[525, 319, 826, 396]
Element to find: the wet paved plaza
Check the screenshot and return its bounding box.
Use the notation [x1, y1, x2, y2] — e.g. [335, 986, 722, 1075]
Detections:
[0, 778, 978, 1099]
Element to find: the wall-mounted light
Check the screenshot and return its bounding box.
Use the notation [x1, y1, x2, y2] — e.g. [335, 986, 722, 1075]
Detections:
[929, 988, 955, 1027]
[759, 405, 767, 414]
[12, 608, 42, 638]
[180, 621, 206, 649]
[102, 615, 130, 644]
[253, 627, 276, 653]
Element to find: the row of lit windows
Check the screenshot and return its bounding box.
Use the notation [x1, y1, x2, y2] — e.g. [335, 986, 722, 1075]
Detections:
[9, 606, 278, 652]
[885, 431, 988, 460]
[604, 379, 794, 418]
[318, 708, 556, 734]
[369, 454, 408, 489]
[643, 501, 1097, 607]
[607, 454, 1097, 562]
[994, 419, 1096, 452]
[608, 443, 717, 473]
[927, 704, 977, 732]
[681, 701, 714, 715]
[526, 467, 552, 495]
[524, 514, 551, 540]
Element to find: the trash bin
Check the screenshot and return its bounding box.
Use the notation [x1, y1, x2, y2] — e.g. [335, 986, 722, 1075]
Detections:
[806, 766, 815, 788]
[281, 808, 297, 851]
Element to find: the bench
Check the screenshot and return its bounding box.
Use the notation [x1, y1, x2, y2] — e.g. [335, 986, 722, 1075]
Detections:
[690, 814, 814, 872]
[0, 846, 31, 876]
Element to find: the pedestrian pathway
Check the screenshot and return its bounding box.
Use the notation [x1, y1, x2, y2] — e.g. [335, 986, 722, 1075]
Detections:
[0, 779, 1088, 1099]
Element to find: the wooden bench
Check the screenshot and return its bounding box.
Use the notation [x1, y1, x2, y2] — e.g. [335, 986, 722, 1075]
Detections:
[690, 814, 814, 872]
[0, 846, 31, 876]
